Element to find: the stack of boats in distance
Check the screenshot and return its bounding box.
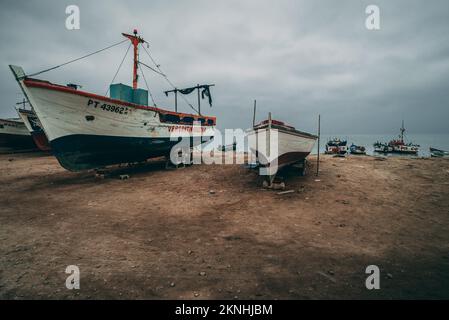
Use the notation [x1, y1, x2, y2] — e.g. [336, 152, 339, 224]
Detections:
[322, 121, 449, 157]
[324, 138, 366, 155]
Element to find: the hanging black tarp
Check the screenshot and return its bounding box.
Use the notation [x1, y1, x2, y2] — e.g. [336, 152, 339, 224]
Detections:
[201, 86, 212, 107]
[165, 84, 214, 107]
[178, 87, 196, 95]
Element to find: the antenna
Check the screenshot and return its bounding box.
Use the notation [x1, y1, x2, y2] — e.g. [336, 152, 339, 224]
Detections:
[400, 120, 405, 142]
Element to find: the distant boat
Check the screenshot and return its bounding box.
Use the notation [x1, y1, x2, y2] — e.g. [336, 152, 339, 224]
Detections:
[349, 143, 366, 155]
[16, 108, 51, 151]
[430, 147, 449, 158]
[248, 116, 317, 183]
[373, 141, 392, 153]
[0, 117, 36, 151]
[374, 121, 419, 154]
[218, 141, 237, 152]
[325, 138, 347, 155]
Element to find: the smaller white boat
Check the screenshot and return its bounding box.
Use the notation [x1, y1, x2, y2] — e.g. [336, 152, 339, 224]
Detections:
[349, 143, 366, 155]
[247, 113, 317, 183]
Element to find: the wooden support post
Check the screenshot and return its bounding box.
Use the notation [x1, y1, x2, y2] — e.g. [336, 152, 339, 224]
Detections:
[253, 100, 257, 127]
[316, 114, 321, 176]
[174, 89, 178, 113]
[197, 84, 201, 115]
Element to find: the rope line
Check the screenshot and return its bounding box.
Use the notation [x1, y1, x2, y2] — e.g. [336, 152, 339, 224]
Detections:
[140, 43, 199, 114]
[138, 61, 165, 76]
[105, 43, 132, 96]
[26, 39, 128, 78]
[139, 66, 157, 106]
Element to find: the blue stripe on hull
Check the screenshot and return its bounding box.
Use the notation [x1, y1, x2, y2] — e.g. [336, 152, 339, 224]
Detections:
[50, 134, 210, 171]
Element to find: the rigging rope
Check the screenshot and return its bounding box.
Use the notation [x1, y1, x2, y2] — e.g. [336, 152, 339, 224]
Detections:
[26, 39, 128, 78]
[138, 61, 165, 76]
[139, 66, 157, 107]
[139, 43, 199, 114]
[105, 43, 132, 96]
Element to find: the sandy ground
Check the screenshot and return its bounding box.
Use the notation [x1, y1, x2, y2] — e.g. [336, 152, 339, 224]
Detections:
[0, 152, 449, 300]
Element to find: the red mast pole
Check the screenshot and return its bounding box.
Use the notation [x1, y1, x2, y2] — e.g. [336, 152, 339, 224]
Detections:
[122, 29, 144, 89]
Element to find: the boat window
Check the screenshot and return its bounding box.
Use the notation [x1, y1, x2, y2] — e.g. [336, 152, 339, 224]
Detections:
[160, 113, 181, 123]
[182, 117, 194, 124]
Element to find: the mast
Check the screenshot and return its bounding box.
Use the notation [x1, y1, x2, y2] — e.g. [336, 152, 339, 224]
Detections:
[400, 120, 405, 142]
[122, 29, 145, 89]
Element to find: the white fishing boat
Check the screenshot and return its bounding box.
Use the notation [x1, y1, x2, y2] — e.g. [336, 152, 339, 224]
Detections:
[325, 138, 348, 155]
[373, 121, 419, 155]
[10, 30, 216, 171]
[248, 115, 317, 182]
[0, 117, 35, 150]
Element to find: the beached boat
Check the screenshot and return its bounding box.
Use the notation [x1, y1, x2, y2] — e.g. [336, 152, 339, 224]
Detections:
[430, 147, 449, 158]
[248, 116, 317, 182]
[0, 117, 36, 151]
[218, 141, 237, 152]
[16, 108, 50, 151]
[10, 30, 215, 171]
[349, 143, 366, 155]
[374, 121, 419, 155]
[373, 141, 392, 153]
[325, 138, 347, 155]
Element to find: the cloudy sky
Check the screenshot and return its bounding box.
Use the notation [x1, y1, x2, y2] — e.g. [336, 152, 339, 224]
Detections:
[1, 0, 448, 134]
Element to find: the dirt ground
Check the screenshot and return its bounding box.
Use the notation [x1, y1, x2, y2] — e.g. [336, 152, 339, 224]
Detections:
[0, 152, 449, 300]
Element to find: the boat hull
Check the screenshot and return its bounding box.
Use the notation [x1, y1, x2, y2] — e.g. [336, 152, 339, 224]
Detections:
[31, 131, 51, 151]
[350, 150, 366, 155]
[0, 118, 36, 151]
[17, 109, 51, 151]
[51, 134, 202, 171]
[0, 132, 36, 150]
